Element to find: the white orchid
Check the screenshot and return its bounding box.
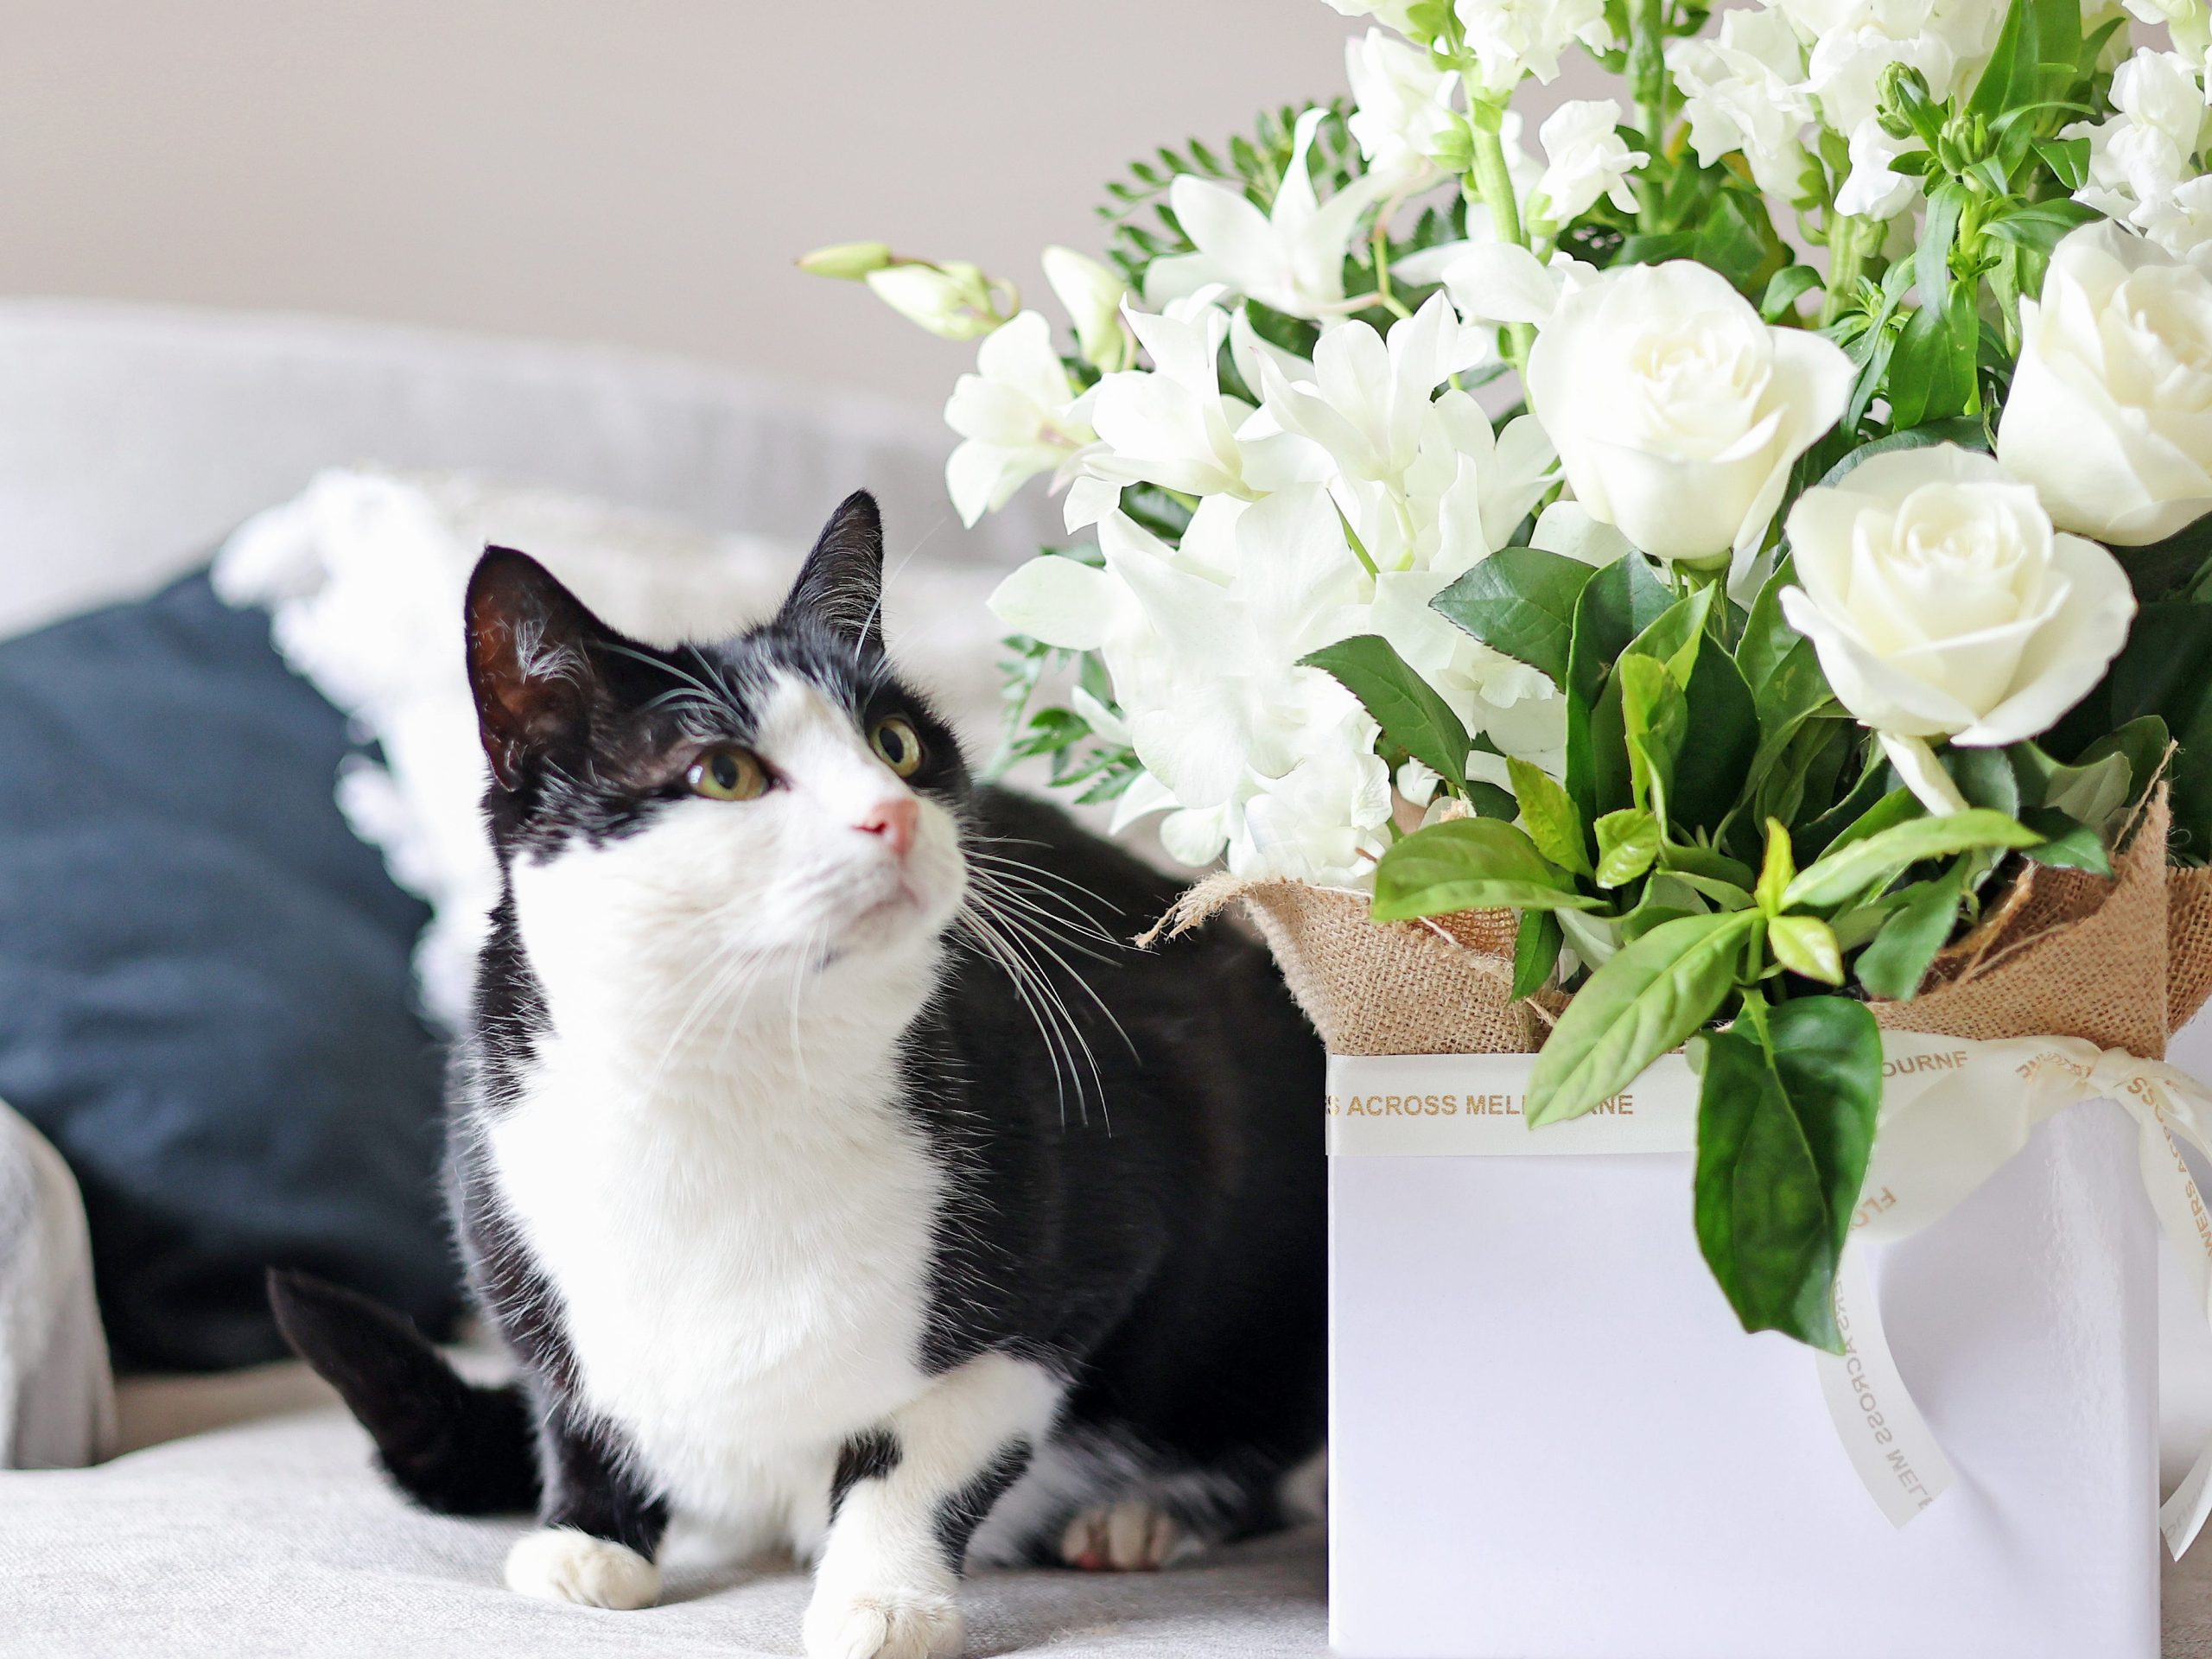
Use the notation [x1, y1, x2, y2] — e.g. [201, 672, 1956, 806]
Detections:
[1667, 8, 1812, 197]
[1346, 29, 1465, 188]
[1453, 0, 1615, 98]
[1532, 100, 1649, 225]
[942, 312, 1096, 527]
[1081, 301, 1260, 500]
[1145, 109, 1383, 320]
[1042, 246, 1135, 372]
[862, 259, 1018, 340]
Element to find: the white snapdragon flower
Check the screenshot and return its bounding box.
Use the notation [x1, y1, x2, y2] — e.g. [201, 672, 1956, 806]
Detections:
[943, 312, 1097, 527]
[1145, 109, 1382, 320]
[1454, 0, 1615, 98]
[1323, 0, 1427, 37]
[1835, 118, 1920, 219]
[1235, 738, 1395, 886]
[1533, 100, 1648, 225]
[1667, 8, 1813, 197]
[1805, 24, 1955, 135]
[2069, 51, 2209, 232]
[1346, 29, 1464, 188]
[2125, 0, 2211, 56]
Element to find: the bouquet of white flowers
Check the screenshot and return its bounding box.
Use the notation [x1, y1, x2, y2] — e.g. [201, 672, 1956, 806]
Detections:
[808, 0, 2212, 1360]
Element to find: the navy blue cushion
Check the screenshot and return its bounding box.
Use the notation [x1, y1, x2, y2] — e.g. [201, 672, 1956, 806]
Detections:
[0, 573, 456, 1370]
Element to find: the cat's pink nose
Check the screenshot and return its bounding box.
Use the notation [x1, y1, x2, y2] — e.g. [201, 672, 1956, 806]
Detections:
[855, 797, 918, 859]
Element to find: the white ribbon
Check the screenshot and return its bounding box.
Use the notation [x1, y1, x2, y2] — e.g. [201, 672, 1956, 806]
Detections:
[1325, 1032, 2212, 1555]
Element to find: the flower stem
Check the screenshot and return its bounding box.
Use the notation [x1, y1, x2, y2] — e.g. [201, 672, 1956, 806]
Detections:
[1466, 108, 1535, 368]
[1629, 0, 1668, 219]
[1821, 213, 1870, 327]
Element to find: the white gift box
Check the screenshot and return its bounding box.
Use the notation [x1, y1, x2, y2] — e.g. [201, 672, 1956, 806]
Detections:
[1327, 1075, 2161, 1659]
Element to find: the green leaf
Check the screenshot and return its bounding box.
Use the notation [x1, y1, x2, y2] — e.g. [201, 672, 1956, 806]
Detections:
[2009, 741, 2131, 828]
[1512, 909, 1563, 1000]
[2075, 715, 2171, 807]
[1982, 197, 2099, 255]
[1813, 417, 1988, 490]
[1659, 841, 1758, 891]
[2019, 806, 2113, 875]
[1430, 545, 1600, 687]
[1918, 182, 1967, 312]
[1755, 819, 1795, 915]
[1595, 807, 1662, 887]
[1783, 809, 2042, 910]
[1526, 911, 1764, 1127]
[2036, 135, 2091, 190]
[2115, 512, 2212, 603]
[1565, 555, 1675, 817]
[1371, 817, 1602, 921]
[1948, 744, 2020, 818]
[1762, 264, 1823, 322]
[1693, 996, 1882, 1351]
[1967, 0, 2084, 125]
[1855, 861, 1969, 1001]
[1510, 756, 1592, 876]
[1618, 652, 1689, 823]
[1301, 635, 1470, 792]
[1770, 915, 1845, 983]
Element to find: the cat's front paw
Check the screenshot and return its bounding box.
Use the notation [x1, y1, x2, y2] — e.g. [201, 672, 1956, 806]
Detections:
[504, 1527, 662, 1610]
[802, 1580, 964, 1659]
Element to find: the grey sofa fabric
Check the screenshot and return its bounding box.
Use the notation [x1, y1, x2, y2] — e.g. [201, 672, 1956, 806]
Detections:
[0, 1102, 111, 1469]
[1, 1406, 1327, 1659]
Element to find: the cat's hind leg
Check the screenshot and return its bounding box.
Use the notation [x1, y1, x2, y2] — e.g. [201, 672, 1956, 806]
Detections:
[804, 1352, 1062, 1659]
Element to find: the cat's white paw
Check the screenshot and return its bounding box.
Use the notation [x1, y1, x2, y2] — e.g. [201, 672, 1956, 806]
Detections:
[801, 1581, 964, 1659]
[504, 1527, 662, 1610]
[1058, 1501, 1198, 1572]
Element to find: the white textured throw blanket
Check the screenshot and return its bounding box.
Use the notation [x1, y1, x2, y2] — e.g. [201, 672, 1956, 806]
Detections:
[0, 1098, 111, 1468]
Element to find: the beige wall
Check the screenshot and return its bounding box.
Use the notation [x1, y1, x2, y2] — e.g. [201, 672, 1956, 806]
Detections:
[0, 1, 1376, 416]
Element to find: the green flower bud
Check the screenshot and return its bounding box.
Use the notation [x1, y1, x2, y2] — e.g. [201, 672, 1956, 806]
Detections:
[795, 240, 895, 281]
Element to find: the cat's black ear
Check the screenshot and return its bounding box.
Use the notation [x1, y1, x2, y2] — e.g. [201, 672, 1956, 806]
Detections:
[779, 490, 885, 652]
[464, 548, 608, 791]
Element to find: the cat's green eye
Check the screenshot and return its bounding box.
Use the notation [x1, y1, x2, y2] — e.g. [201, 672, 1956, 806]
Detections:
[870, 715, 924, 778]
[687, 746, 768, 802]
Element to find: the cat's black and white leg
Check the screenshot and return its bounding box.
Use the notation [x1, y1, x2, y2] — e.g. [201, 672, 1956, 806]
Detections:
[804, 1352, 1062, 1659]
[505, 1404, 669, 1611]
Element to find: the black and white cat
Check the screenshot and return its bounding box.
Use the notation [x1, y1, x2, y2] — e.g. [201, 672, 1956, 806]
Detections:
[269, 493, 1325, 1659]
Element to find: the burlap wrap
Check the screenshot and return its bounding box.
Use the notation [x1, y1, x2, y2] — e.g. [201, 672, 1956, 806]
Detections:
[1159, 790, 2212, 1061]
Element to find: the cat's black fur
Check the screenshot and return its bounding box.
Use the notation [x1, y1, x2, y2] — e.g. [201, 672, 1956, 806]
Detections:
[271, 493, 1325, 1629]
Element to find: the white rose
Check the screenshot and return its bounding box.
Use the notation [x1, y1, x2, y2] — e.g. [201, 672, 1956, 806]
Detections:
[1996, 221, 2212, 544]
[1524, 260, 1853, 566]
[1778, 445, 2135, 748]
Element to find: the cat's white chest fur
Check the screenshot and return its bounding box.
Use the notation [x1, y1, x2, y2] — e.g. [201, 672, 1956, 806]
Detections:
[487, 1034, 944, 1523]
